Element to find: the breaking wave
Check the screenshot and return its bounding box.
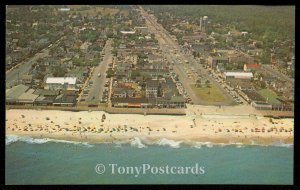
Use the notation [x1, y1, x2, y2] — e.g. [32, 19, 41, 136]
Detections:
[6, 135, 293, 149]
[6, 135, 94, 147]
[155, 138, 182, 148]
[130, 137, 147, 148]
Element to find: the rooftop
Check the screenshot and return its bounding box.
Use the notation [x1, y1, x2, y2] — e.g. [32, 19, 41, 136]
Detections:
[225, 72, 253, 78]
[46, 77, 77, 85]
[6, 84, 29, 100]
[18, 89, 39, 102]
[245, 63, 261, 69]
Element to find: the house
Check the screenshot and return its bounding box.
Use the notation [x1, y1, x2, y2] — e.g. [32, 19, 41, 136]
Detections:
[21, 74, 33, 84]
[143, 63, 165, 70]
[224, 72, 253, 80]
[113, 87, 135, 98]
[34, 96, 56, 106]
[134, 26, 148, 35]
[207, 56, 229, 69]
[139, 69, 169, 78]
[243, 63, 261, 71]
[113, 88, 127, 98]
[119, 44, 127, 49]
[182, 34, 205, 43]
[146, 80, 160, 98]
[125, 54, 138, 65]
[147, 54, 163, 63]
[53, 91, 76, 106]
[38, 38, 49, 46]
[247, 49, 263, 56]
[45, 77, 77, 91]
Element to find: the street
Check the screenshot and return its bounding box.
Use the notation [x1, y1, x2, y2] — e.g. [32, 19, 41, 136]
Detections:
[6, 37, 63, 88]
[84, 39, 113, 105]
[140, 7, 234, 105]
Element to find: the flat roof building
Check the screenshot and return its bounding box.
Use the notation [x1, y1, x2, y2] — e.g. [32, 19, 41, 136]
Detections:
[6, 84, 30, 104]
[18, 89, 39, 104]
[45, 77, 77, 91]
[224, 72, 253, 80]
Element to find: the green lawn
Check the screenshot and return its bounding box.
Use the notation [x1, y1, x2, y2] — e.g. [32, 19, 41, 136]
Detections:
[258, 89, 281, 104]
[190, 84, 226, 103]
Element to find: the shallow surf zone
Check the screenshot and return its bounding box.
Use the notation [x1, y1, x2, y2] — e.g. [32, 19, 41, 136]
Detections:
[5, 134, 94, 147]
[6, 135, 293, 149]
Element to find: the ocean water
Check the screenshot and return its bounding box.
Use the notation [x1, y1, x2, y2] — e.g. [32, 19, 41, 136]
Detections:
[5, 135, 293, 185]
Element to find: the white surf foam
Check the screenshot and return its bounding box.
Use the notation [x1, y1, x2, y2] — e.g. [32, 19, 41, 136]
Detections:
[130, 137, 147, 148]
[272, 141, 293, 148]
[5, 135, 94, 147]
[156, 138, 182, 148]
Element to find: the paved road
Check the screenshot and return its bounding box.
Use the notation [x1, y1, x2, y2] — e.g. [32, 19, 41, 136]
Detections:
[85, 40, 112, 104]
[140, 7, 234, 105]
[6, 52, 47, 88]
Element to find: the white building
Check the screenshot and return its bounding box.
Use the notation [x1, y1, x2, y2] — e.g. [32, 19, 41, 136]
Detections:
[58, 8, 70, 11]
[120, 31, 136, 35]
[224, 72, 253, 80]
[45, 77, 77, 91]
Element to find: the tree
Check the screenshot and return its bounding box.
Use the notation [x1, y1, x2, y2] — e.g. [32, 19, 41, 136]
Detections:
[260, 52, 271, 65]
[106, 68, 115, 78]
[53, 67, 67, 77]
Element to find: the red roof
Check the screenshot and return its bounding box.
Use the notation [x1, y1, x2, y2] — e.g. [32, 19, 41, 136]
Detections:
[246, 64, 261, 69]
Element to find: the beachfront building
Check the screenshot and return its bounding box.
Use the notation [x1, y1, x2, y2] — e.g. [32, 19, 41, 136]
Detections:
[53, 91, 77, 107]
[6, 84, 40, 105]
[45, 77, 77, 91]
[17, 89, 39, 105]
[146, 80, 160, 98]
[6, 84, 30, 105]
[111, 98, 150, 108]
[251, 101, 272, 110]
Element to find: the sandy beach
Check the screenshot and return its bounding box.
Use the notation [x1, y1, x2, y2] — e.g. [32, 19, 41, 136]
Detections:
[6, 109, 294, 145]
